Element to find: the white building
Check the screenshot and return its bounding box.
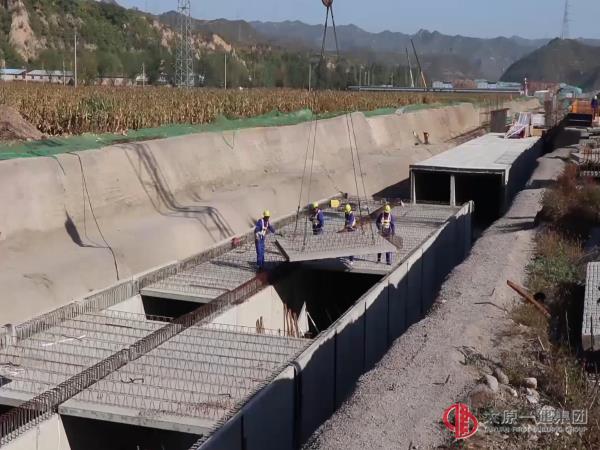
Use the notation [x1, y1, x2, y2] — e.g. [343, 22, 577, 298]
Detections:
[26, 70, 74, 84]
[0, 68, 26, 81]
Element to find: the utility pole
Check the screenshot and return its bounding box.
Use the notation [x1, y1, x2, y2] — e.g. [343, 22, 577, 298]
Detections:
[308, 63, 312, 91]
[74, 32, 78, 88]
[142, 63, 146, 88]
[406, 48, 415, 88]
[224, 53, 227, 90]
[561, 0, 570, 39]
[411, 39, 427, 90]
[62, 59, 65, 86]
[175, 0, 193, 87]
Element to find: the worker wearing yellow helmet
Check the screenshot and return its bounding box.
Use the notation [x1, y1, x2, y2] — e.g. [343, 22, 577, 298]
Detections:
[309, 202, 325, 235]
[343, 203, 357, 264]
[376, 203, 397, 265]
[254, 209, 275, 270]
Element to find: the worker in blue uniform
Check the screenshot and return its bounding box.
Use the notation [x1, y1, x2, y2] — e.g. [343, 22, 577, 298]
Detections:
[309, 202, 325, 235]
[255, 210, 275, 270]
[376, 204, 396, 265]
[344, 203, 357, 264]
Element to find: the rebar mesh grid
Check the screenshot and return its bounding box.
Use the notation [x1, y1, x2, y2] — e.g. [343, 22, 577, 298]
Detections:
[0, 310, 168, 401]
[0, 199, 459, 445]
[300, 203, 459, 273]
[69, 323, 309, 423]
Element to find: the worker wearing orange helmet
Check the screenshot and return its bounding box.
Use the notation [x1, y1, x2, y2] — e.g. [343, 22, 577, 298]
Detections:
[255, 209, 275, 270]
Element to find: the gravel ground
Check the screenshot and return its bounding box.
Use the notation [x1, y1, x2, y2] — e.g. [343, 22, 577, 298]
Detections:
[306, 145, 572, 450]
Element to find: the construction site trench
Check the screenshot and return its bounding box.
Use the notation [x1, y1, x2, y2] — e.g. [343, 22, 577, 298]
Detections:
[0, 100, 545, 450]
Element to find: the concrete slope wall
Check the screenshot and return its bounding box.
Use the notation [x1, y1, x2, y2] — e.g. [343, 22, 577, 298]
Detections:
[0, 99, 538, 324]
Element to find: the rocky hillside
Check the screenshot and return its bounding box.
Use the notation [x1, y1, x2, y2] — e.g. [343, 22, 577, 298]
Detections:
[0, 0, 234, 82]
[501, 38, 600, 91]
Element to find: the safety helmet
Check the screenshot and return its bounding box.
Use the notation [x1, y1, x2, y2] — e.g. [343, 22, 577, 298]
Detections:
[312, 202, 319, 209]
[384, 204, 392, 213]
[263, 210, 271, 218]
[345, 204, 352, 213]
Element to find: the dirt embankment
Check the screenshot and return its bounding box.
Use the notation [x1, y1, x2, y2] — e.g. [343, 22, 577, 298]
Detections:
[0, 106, 44, 141]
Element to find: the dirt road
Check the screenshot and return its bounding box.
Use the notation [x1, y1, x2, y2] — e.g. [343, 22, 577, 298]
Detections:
[307, 145, 571, 449]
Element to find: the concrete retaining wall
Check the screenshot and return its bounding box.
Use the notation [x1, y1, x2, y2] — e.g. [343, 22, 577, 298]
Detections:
[197, 202, 474, 450]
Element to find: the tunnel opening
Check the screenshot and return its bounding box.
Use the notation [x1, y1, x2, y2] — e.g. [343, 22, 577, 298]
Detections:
[60, 415, 199, 450]
[274, 267, 383, 335]
[455, 172, 504, 227]
[413, 171, 450, 204]
[140, 295, 202, 321]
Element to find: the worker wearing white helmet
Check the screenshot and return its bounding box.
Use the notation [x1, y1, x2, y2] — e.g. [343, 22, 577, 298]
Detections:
[254, 209, 275, 270]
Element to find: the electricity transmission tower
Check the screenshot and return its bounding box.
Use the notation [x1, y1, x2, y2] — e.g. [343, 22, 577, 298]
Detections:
[176, 0, 194, 87]
[561, 0, 570, 39]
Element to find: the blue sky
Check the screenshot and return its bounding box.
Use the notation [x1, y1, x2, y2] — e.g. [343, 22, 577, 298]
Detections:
[120, 0, 600, 39]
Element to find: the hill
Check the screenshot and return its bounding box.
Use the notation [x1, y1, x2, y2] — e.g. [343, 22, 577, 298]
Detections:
[501, 38, 600, 91]
[159, 11, 265, 46]
[251, 21, 547, 80]
[0, 0, 237, 83]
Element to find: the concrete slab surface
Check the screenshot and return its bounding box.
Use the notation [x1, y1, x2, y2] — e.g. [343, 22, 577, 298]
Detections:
[411, 133, 539, 174]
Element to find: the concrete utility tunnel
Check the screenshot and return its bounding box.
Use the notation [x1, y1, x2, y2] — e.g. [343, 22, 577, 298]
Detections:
[273, 267, 383, 336]
[455, 173, 504, 224]
[412, 170, 504, 225]
[207, 265, 383, 338]
[410, 133, 543, 227]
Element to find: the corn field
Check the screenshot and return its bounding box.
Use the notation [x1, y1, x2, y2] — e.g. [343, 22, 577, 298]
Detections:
[0, 84, 513, 136]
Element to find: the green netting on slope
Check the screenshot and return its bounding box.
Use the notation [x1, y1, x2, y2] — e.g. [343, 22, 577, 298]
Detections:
[0, 109, 330, 160]
[0, 100, 472, 161]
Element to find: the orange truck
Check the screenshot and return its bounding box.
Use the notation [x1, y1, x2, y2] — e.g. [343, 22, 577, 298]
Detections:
[568, 99, 593, 127]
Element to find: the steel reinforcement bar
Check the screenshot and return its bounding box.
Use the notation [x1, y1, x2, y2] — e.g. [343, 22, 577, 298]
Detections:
[0, 271, 273, 446]
[0, 195, 342, 445]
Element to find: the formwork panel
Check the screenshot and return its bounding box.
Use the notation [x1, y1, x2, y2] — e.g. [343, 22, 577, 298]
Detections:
[421, 236, 438, 312]
[364, 283, 390, 369]
[295, 330, 336, 444]
[387, 265, 409, 342]
[334, 300, 366, 407]
[406, 253, 423, 327]
[435, 222, 452, 286]
[243, 366, 296, 450]
[198, 415, 243, 450]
